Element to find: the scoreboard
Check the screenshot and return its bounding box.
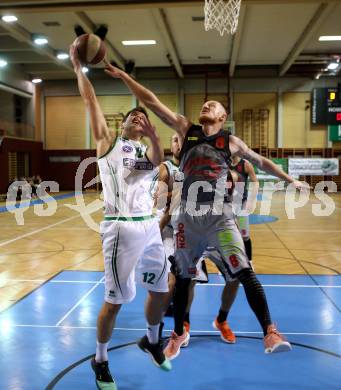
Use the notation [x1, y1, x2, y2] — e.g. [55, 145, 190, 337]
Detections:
[311, 87, 341, 125]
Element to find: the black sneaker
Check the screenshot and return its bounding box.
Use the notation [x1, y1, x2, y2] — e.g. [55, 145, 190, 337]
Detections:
[91, 358, 117, 390]
[137, 335, 172, 371]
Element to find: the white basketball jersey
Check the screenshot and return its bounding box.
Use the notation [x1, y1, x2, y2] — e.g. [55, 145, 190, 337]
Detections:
[98, 137, 158, 217]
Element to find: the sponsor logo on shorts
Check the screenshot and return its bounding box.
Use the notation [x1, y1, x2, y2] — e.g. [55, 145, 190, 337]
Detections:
[176, 222, 186, 248]
[109, 290, 116, 297]
[122, 145, 133, 153]
[229, 254, 240, 268]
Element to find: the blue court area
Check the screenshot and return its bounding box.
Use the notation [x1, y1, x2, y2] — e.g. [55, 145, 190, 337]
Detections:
[0, 271, 340, 390]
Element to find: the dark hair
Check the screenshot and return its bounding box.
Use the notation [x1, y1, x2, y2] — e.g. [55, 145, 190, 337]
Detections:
[122, 106, 149, 123]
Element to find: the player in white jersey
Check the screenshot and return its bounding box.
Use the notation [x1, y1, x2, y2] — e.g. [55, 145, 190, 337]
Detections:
[70, 45, 171, 390]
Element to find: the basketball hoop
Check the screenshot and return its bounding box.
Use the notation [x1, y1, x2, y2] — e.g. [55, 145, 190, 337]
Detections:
[204, 0, 242, 36]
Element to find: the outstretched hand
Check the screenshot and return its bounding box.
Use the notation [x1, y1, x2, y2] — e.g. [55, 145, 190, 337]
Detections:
[291, 180, 311, 191]
[139, 116, 157, 139]
[104, 60, 124, 78]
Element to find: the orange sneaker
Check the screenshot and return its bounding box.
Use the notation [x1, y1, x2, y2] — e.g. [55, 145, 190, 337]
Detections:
[212, 318, 236, 344]
[163, 330, 190, 360]
[264, 324, 292, 353]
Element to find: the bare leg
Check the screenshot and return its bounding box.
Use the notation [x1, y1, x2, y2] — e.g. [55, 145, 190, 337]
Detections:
[163, 273, 176, 313]
[97, 302, 121, 343]
[95, 302, 122, 363]
[145, 290, 169, 326]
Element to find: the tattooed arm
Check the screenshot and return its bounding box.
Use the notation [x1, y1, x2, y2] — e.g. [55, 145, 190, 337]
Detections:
[230, 135, 309, 189]
[104, 63, 191, 139]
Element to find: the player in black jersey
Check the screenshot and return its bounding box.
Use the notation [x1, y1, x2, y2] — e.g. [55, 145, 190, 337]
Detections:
[104, 63, 309, 360]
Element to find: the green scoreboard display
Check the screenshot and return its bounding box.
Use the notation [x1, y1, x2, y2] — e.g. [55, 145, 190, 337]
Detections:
[311, 87, 341, 125]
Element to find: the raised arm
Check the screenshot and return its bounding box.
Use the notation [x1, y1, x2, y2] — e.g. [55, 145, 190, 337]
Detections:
[230, 135, 309, 189]
[70, 45, 113, 157]
[156, 163, 172, 232]
[244, 160, 259, 211]
[104, 63, 191, 138]
[138, 115, 163, 166]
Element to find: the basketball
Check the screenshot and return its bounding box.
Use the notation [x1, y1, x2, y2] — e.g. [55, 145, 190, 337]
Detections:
[75, 33, 106, 65]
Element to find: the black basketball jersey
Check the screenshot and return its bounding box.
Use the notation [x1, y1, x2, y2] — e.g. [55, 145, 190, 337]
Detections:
[178, 124, 232, 203]
[231, 159, 249, 201]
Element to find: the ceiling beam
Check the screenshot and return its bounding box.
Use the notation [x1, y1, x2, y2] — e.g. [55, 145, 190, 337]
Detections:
[151, 8, 183, 78]
[0, 38, 32, 51]
[75, 11, 126, 69]
[0, 19, 73, 72]
[279, 2, 336, 76]
[229, 3, 246, 78]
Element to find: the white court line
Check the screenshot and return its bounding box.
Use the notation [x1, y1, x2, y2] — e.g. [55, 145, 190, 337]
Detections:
[55, 276, 104, 326]
[0, 214, 81, 248]
[2, 279, 341, 288]
[2, 324, 341, 337]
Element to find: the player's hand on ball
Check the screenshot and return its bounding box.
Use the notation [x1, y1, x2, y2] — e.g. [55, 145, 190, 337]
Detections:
[104, 61, 124, 78]
[69, 44, 81, 72]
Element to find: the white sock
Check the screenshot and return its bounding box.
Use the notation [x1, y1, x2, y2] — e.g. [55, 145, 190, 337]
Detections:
[147, 323, 160, 344]
[95, 341, 109, 363]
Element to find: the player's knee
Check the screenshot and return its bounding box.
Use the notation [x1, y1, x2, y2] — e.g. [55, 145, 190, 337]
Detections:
[235, 267, 256, 284]
[103, 301, 121, 315]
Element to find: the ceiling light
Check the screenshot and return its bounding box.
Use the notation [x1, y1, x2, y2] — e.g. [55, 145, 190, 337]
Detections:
[34, 36, 48, 45]
[327, 62, 339, 70]
[1, 15, 18, 23]
[122, 40, 156, 46]
[57, 53, 69, 60]
[319, 36, 341, 41]
[32, 78, 42, 84]
[82, 67, 89, 73]
[0, 59, 7, 68]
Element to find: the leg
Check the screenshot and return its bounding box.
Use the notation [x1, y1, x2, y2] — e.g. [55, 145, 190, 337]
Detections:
[163, 212, 207, 359]
[218, 279, 240, 321]
[92, 220, 146, 389]
[238, 214, 252, 262]
[211, 209, 291, 353]
[184, 280, 196, 330]
[145, 290, 169, 336]
[97, 302, 121, 344]
[136, 220, 172, 370]
[207, 249, 239, 344]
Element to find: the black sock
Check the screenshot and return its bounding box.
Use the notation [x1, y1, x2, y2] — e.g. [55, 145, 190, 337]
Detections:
[237, 268, 271, 335]
[159, 321, 164, 340]
[184, 312, 190, 323]
[217, 309, 228, 323]
[244, 238, 252, 261]
[173, 277, 191, 335]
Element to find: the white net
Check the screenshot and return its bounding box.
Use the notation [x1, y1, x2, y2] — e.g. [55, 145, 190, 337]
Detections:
[204, 0, 242, 36]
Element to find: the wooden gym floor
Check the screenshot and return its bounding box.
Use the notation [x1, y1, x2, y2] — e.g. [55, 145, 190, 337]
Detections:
[0, 191, 340, 312]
